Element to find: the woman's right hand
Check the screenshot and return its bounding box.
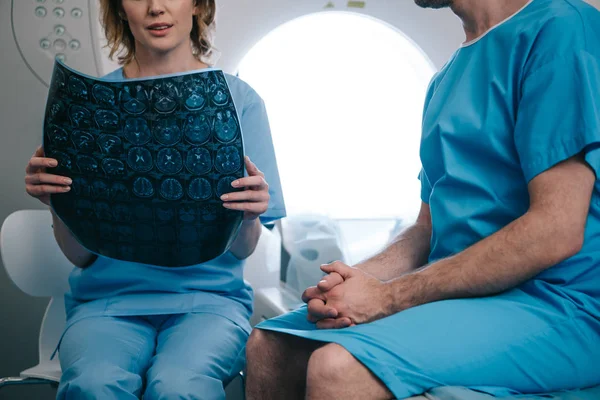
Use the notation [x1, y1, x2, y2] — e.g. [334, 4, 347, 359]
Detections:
[25, 146, 71, 206]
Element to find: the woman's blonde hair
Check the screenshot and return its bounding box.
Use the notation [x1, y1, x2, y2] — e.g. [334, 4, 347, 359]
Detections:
[99, 0, 216, 65]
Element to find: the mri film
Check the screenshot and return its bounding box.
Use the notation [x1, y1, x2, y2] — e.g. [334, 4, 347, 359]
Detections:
[43, 61, 245, 267]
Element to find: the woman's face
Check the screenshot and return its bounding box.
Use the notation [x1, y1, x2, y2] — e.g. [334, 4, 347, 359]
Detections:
[121, 0, 199, 55]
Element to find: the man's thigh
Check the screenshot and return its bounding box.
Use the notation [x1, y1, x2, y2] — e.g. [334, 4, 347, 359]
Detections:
[258, 284, 600, 398]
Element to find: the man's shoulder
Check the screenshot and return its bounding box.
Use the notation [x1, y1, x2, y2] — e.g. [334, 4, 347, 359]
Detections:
[517, 0, 600, 76]
[527, 0, 600, 49]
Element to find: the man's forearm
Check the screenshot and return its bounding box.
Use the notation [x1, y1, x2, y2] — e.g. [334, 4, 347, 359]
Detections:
[387, 209, 583, 313]
[229, 218, 262, 260]
[356, 221, 432, 281]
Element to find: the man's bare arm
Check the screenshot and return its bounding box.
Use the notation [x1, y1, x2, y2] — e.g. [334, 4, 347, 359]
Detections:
[304, 202, 432, 323]
[386, 155, 594, 313]
[356, 203, 432, 281]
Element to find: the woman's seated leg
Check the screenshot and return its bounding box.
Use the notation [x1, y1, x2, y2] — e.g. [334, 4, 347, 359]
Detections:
[144, 312, 249, 400]
[57, 316, 156, 400]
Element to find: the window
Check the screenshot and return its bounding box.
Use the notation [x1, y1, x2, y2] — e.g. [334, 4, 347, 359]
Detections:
[237, 12, 436, 222]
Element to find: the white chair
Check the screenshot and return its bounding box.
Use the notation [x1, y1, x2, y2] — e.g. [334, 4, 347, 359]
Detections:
[0, 209, 282, 399]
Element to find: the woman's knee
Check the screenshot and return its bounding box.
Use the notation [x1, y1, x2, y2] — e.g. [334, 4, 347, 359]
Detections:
[144, 367, 226, 400]
[58, 362, 142, 399]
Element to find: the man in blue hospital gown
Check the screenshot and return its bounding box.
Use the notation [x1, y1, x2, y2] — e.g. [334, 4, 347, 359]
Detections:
[245, 0, 600, 399]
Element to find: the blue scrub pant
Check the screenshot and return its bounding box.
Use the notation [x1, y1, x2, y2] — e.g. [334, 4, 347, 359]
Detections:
[57, 313, 248, 400]
[257, 280, 600, 399]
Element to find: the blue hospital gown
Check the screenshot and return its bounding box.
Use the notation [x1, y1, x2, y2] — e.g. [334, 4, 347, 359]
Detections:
[257, 0, 600, 398]
[55, 67, 286, 399]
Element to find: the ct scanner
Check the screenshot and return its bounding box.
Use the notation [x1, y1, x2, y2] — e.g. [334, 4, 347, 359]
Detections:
[8, 0, 467, 86]
[1, 0, 600, 399]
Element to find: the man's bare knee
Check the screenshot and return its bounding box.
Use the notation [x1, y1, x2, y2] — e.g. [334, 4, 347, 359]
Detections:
[245, 329, 287, 399]
[306, 343, 393, 400]
[246, 329, 319, 400]
[246, 329, 269, 357]
[307, 344, 356, 385]
[247, 329, 321, 364]
[246, 329, 280, 367]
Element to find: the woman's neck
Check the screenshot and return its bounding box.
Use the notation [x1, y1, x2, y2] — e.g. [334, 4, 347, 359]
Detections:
[123, 40, 208, 78]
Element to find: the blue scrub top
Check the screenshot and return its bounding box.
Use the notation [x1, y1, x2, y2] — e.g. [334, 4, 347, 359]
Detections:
[420, 0, 600, 315]
[62, 68, 286, 333]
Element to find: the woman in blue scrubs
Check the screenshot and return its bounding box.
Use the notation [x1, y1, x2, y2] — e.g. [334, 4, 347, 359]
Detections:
[24, 1, 285, 399]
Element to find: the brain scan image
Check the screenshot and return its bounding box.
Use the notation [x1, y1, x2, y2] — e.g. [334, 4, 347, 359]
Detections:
[160, 178, 184, 201]
[102, 158, 127, 176]
[120, 84, 149, 115]
[188, 177, 212, 201]
[133, 177, 154, 198]
[97, 134, 122, 155]
[68, 75, 88, 100]
[124, 117, 152, 145]
[153, 117, 182, 146]
[178, 206, 197, 223]
[156, 148, 183, 175]
[127, 147, 154, 173]
[184, 114, 211, 145]
[110, 182, 130, 201]
[71, 177, 90, 196]
[215, 146, 242, 174]
[48, 100, 66, 122]
[209, 75, 230, 106]
[214, 110, 238, 143]
[92, 84, 116, 107]
[95, 109, 120, 131]
[91, 179, 109, 199]
[48, 125, 70, 147]
[69, 105, 92, 128]
[152, 81, 179, 114]
[156, 206, 175, 222]
[182, 77, 207, 111]
[71, 130, 95, 153]
[186, 147, 212, 175]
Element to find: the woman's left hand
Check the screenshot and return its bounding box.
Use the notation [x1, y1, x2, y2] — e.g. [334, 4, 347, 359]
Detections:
[221, 156, 270, 220]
